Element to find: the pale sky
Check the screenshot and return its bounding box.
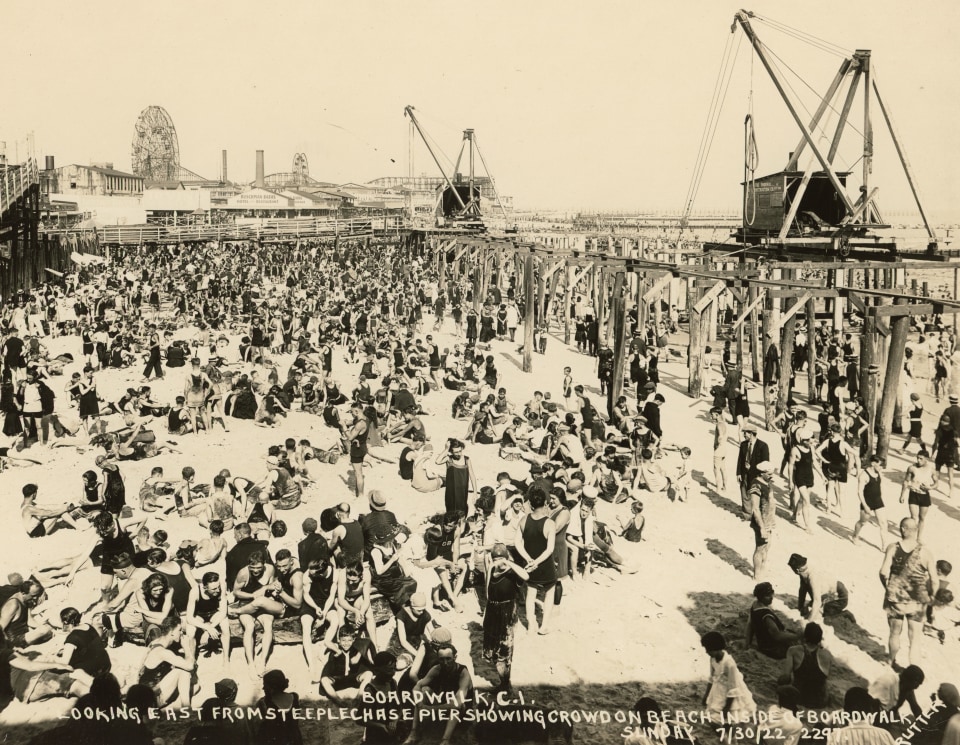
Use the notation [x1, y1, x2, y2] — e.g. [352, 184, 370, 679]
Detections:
[3, 1, 958, 216]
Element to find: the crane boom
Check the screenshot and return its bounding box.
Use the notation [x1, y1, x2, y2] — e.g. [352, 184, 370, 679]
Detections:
[403, 106, 467, 211]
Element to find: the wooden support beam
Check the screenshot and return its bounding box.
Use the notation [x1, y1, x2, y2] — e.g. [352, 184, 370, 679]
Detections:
[870, 303, 935, 317]
[731, 290, 766, 330]
[642, 272, 672, 303]
[541, 260, 564, 282]
[768, 288, 839, 299]
[564, 263, 574, 345]
[523, 254, 535, 373]
[772, 292, 812, 331]
[806, 298, 817, 404]
[536, 258, 547, 330]
[693, 280, 726, 314]
[876, 298, 909, 463]
[606, 271, 625, 346]
[608, 294, 627, 417]
[688, 285, 703, 398]
[569, 265, 592, 294]
[861, 313, 877, 457]
[848, 292, 890, 335]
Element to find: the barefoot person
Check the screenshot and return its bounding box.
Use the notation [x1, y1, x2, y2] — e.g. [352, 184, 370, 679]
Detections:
[749, 462, 777, 580]
[852, 455, 888, 550]
[899, 451, 936, 543]
[880, 518, 936, 668]
[514, 484, 557, 635]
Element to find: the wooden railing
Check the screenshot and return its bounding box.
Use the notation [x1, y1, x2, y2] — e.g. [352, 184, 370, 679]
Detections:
[0, 157, 40, 215]
[88, 216, 405, 245]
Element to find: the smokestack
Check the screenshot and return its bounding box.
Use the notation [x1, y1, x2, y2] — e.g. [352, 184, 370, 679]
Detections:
[222, 150, 228, 183]
[255, 150, 265, 188]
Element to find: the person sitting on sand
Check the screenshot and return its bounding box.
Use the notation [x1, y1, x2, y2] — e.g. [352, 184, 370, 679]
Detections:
[779, 622, 833, 709]
[21, 483, 81, 537]
[745, 582, 799, 660]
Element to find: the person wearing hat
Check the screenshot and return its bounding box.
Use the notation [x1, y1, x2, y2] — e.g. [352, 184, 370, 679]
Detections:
[745, 582, 799, 660]
[195, 677, 253, 743]
[360, 490, 408, 553]
[736, 424, 770, 518]
[748, 461, 777, 579]
[256, 669, 304, 745]
[763, 331, 780, 387]
[482, 543, 529, 693]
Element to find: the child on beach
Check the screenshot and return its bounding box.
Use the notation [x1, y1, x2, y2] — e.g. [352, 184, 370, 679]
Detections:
[701, 631, 757, 722]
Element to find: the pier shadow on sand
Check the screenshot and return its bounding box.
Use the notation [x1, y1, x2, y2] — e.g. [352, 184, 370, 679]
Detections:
[693, 472, 745, 519]
[704, 538, 754, 577]
[816, 515, 855, 542]
[681, 591, 870, 711]
[775, 594, 891, 664]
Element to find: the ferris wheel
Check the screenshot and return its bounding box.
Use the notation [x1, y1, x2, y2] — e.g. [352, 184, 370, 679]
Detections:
[131, 106, 180, 181]
[293, 152, 309, 184]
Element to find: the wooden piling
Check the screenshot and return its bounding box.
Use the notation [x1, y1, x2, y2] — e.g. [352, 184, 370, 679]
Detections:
[861, 313, 877, 456]
[876, 298, 909, 463]
[523, 254, 535, 373]
[806, 298, 817, 404]
[609, 287, 627, 417]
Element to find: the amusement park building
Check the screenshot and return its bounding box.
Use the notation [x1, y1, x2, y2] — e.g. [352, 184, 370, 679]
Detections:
[53, 163, 144, 196]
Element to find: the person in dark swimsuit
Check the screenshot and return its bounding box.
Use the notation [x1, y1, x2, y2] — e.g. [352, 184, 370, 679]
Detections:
[229, 549, 274, 673]
[137, 616, 193, 707]
[96, 456, 126, 516]
[342, 402, 368, 498]
[853, 455, 888, 549]
[404, 641, 474, 744]
[515, 485, 557, 635]
[788, 431, 817, 533]
[300, 558, 338, 682]
[781, 622, 832, 708]
[745, 582, 799, 659]
[185, 571, 230, 666]
[816, 424, 859, 514]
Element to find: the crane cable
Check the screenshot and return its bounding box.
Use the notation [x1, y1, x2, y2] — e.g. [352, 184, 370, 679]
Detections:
[743, 50, 759, 226]
[681, 29, 743, 225]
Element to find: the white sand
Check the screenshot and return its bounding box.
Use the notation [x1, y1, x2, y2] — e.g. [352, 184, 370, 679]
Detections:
[1, 315, 957, 729]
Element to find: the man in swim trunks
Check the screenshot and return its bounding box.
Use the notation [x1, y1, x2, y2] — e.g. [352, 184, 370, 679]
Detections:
[20, 483, 79, 538]
[899, 450, 937, 543]
[880, 518, 935, 668]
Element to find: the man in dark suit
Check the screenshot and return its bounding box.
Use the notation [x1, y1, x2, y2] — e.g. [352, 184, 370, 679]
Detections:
[737, 423, 770, 517]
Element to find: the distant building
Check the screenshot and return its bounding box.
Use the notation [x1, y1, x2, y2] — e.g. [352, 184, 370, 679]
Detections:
[54, 163, 144, 196]
[217, 187, 342, 217]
